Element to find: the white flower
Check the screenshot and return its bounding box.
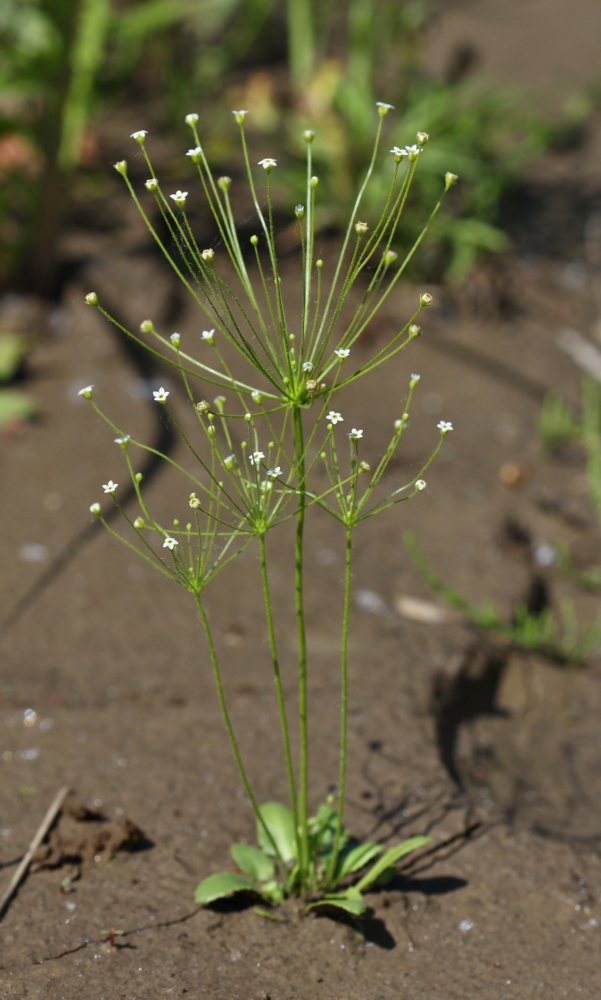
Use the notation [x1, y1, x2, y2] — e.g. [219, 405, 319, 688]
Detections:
[390, 146, 408, 161]
[130, 130, 147, 142]
[170, 332, 181, 348]
[404, 144, 421, 161]
[163, 536, 178, 550]
[348, 428, 363, 440]
[437, 420, 453, 434]
[145, 178, 158, 192]
[89, 503, 101, 515]
[153, 387, 169, 402]
[326, 411, 343, 425]
[267, 466, 282, 478]
[302, 361, 313, 372]
[189, 493, 201, 509]
[201, 329, 215, 344]
[201, 248, 214, 262]
[232, 109, 249, 122]
[169, 190, 188, 207]
[185, 113, 199, 125]
[415, 480, 427, 491]
[258, 158, 277, 171]
[335, 348, 350, 360]
[186, 147, 202, 161]
[114, 435, 130, 449]
[250, 451, 265, 466]
[410, 373, 420, 383]
[78, 385, 93, 399]
[102, 481, 118, 494]
[376, 102, 395, 116]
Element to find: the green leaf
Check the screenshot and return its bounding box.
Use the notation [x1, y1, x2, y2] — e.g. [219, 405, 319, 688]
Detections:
[231, 843, 275, 882]
[0, 389, 37, 428]
[355, 836, 431, 892]
[256, 802, 297, 863]
[307, 892, 367, 917]
[0, 334, 28, 383]
[335, 842, 382, 882]
[260, 879, 286, 904]
[194, 871, 258, 905]
[253, 905, 287, 922]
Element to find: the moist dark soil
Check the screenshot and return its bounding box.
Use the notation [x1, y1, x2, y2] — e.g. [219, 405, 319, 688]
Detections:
[3, 2, 601, 997]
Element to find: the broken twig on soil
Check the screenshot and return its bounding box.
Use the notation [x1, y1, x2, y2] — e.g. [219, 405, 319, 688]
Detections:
[0, 786, 70, 921]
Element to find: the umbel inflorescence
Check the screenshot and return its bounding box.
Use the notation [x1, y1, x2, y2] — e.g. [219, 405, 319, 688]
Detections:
[79, 104, 455, 913]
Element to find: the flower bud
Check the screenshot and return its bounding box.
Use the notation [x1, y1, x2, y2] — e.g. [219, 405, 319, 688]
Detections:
[244, 412, 252, 422]
[134, 516, 146, 529]
[201, 248, 214, 263]
[415, 480, 426, 491]
[305, 379, 317, 392]
[189, 493, 201, 509]
[170, 332, 181, 348]
[251, 390, 262, 405]
[355, 221, 368, 235]
[359, 461, 370, 473]
[316, 259, 323, 269]
[232, 109, 249, 124]
[135, 472, 143, 483]
[310, 176, 319, 188]
[114, 160, 127, 176]
[145, 178, 158, 192]
[409, 323, 422, 338]
[218, 176, 232, 191]
[85, 291, 98, 307]
[416, 131, 429, 146]
[224, 454, 237, 470]
[196, 400, 210, 413]
[383, 250, 397, 266]
[185, 113, 199, 126]
[295, 205, 305, 219]
[90, 503, 101, 515]
[250, 235, 259, 246]
[140, 319, 154, 333]
[303, 129, 315, 143]
[419, 292, 433, 307]
[445, 172, 459, 190]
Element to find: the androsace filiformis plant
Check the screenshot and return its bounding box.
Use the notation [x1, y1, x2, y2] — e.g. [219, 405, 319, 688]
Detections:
[80, 103, 457, 916]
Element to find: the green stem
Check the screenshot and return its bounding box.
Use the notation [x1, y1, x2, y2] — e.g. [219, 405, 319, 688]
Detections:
[293, 406, 310, 885]
[258, 535, 301, 867]
[194, 592, 290, 890]
[326, 524, 352, 886]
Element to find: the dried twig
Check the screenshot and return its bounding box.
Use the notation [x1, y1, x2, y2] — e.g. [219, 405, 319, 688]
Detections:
[0, 786, 70, 921]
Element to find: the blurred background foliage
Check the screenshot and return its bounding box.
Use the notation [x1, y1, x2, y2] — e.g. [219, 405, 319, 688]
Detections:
[0, 0, 594, 296]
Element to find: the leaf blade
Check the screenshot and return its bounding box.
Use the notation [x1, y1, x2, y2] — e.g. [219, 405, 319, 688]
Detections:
[194, 871, 258, 905]
[256, 802, 296, 863]
[355, 836, 431, 892]
[231, 843, 275, 882]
